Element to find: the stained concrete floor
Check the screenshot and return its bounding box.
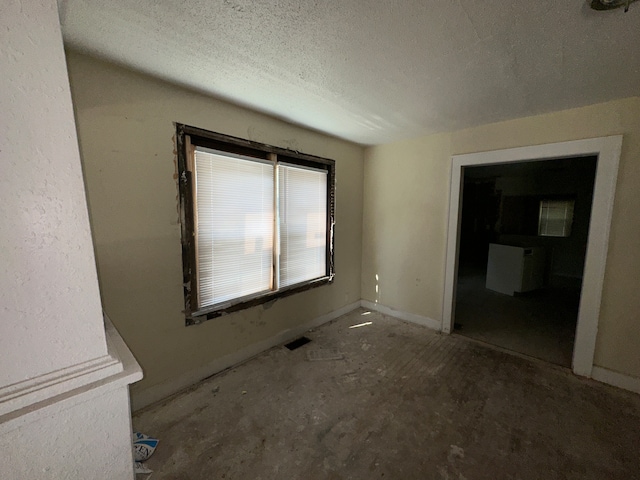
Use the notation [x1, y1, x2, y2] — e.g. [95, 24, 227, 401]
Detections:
[455, 266, 578, 367]
[134, 308, 640, 479]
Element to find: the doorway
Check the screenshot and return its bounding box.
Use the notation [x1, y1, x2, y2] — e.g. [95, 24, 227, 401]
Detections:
[453, 157, 596, 367]
[442, 137, 622, 376]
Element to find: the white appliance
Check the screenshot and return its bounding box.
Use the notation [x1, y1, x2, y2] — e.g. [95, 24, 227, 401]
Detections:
[485, 243, 546, 296]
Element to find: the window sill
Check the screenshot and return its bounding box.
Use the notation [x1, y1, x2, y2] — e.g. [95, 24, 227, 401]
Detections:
[186, 275, 334, 326]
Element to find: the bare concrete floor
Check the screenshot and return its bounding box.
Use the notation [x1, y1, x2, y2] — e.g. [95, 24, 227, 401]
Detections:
[134, 308, 640, 479]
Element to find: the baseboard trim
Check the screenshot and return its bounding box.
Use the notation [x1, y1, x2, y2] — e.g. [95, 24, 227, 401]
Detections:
[591, 366, 640, 394]
[132, 300, 362, 411]
[360, 300, 441, 332]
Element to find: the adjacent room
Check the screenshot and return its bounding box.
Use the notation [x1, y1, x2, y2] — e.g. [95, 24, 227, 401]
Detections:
[3, 1, 640, 478]
[454, 156, 597, 366]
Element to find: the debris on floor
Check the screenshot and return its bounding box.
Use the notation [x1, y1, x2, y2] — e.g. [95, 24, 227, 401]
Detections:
[134, 462, 153, 476]
[133, 308, 640, 479]
[306, 347, 343, 361]
[133, 432, 159, 476]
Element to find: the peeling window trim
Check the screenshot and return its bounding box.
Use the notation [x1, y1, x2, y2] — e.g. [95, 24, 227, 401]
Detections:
[175, 123, 336, 326]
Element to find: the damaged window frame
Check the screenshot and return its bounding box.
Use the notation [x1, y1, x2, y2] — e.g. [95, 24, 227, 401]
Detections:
[176, 123, 336, 325]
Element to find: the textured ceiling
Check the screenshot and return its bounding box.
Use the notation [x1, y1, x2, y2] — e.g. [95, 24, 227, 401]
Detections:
[59, 0, 640, 145]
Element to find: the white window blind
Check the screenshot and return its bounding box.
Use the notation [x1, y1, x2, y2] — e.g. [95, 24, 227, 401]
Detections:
[538, 199, 574, 237]
[195, 148, 274, 308]
[278, 163, 327, 288]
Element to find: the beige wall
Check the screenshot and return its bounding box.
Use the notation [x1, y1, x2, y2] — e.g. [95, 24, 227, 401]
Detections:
[362, 97, 640, 379]
[68, 46, 640, 393]
[66, 52, 364, 403]
[361, 133, 451, 321]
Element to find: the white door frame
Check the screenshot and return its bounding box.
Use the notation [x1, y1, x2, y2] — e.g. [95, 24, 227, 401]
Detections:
[442, 136, 622, 377]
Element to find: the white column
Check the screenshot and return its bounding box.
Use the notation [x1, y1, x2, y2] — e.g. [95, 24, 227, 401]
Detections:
[0, 1, 142, 478]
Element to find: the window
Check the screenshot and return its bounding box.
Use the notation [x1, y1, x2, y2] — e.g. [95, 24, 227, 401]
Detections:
[538, 199, 574, 237]
[176, 124, 335, 324]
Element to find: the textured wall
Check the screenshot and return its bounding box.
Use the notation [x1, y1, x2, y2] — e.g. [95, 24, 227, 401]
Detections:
[0, 387, 134, 479]
[0, 0, 107, 386]
[362, 97, 640, 379]
[66, 51, 364, 402]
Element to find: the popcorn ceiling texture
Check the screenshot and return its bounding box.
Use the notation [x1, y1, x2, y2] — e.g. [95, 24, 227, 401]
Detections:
[59, 0, 640, 145]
